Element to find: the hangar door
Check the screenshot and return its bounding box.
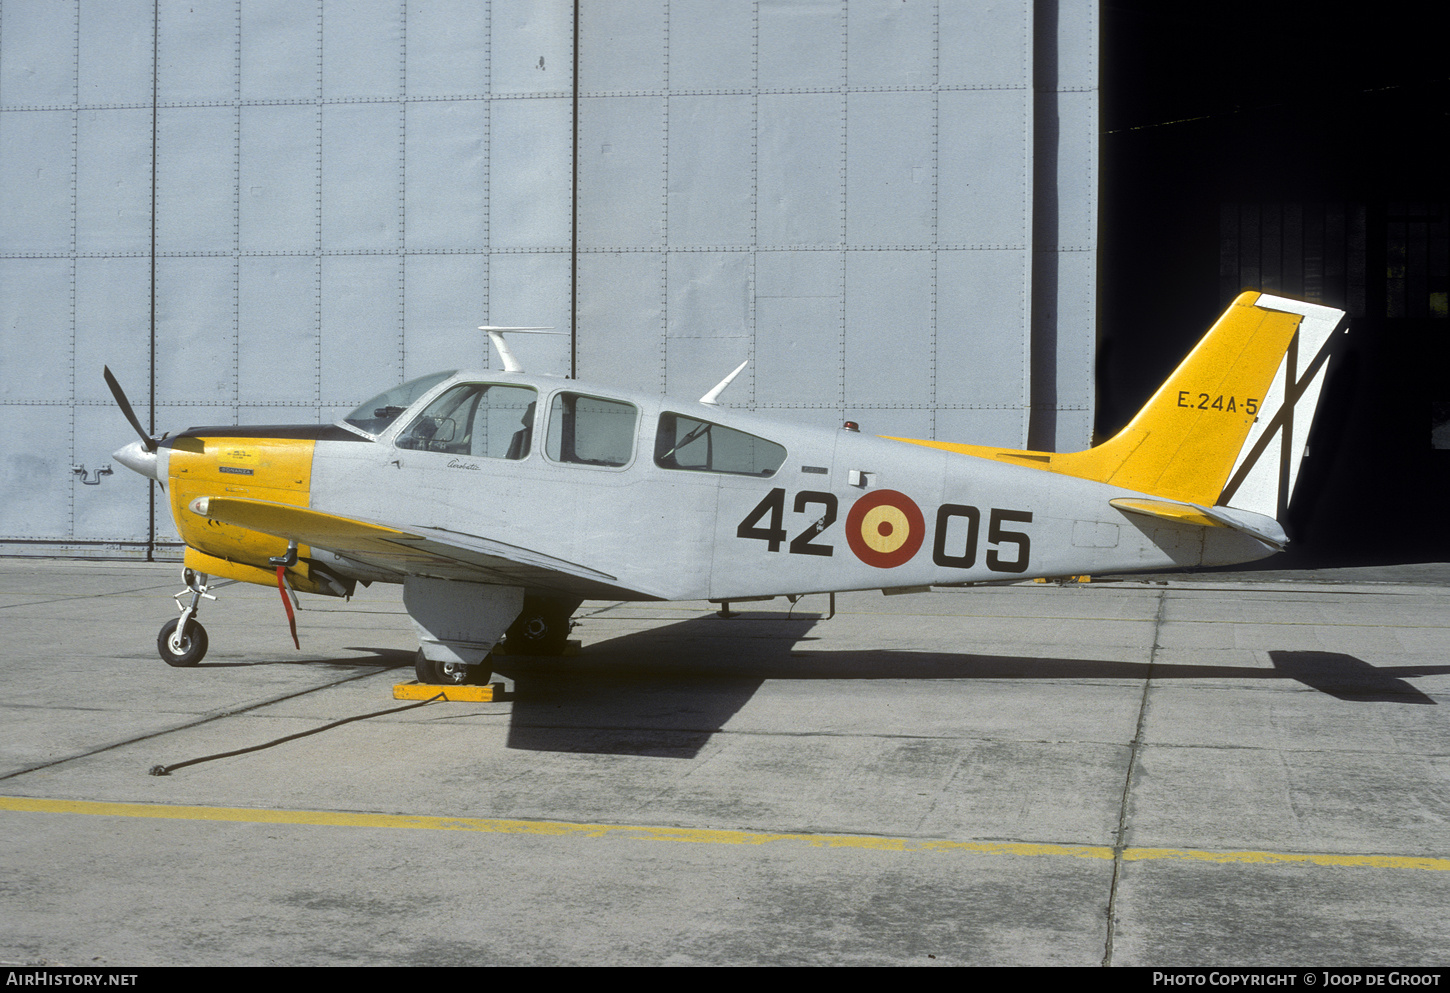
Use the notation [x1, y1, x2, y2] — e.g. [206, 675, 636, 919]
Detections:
[0, 0, 1096, 559]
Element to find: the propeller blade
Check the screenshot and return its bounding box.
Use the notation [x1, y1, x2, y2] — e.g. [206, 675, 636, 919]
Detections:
[103, 365, 157, 452]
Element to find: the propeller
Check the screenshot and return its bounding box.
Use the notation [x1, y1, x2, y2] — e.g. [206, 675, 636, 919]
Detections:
[105, 366, 165, 484]
[104, 365, 157, 453]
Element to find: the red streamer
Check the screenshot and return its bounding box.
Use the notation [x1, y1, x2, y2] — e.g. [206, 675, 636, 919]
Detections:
[276, 566, 300, 650]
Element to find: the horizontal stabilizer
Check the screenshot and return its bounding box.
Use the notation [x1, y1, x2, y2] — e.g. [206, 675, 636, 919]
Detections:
[1110, 497, 1288, 552]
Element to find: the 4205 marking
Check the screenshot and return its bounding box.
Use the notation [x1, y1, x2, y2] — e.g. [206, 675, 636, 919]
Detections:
[736, 487, 1033, 573]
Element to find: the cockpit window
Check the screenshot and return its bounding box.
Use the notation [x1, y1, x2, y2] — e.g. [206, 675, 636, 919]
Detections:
[343, 371, 456, 437]
[545, 392, 638, 467]
[395, 383, 538, 459]
[654, 412, 786, 476]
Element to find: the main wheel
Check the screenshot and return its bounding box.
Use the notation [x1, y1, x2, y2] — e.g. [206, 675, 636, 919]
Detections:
[413, 650, 485, 686]
[503, 598, 574, 656]
[157, 617, 208, 667]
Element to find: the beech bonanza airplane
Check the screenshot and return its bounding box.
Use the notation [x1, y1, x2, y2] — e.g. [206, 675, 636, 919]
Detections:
[109, 291, 1344, 684]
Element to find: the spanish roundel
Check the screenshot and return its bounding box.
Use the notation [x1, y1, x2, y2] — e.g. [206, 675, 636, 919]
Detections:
[845, 490, 925, 569]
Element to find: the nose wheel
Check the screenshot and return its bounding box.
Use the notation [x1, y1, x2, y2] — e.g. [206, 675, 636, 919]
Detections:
[158, 616, 208, 667]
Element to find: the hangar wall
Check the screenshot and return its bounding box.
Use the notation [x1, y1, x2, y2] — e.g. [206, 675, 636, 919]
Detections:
[0, 0, 1097, 558]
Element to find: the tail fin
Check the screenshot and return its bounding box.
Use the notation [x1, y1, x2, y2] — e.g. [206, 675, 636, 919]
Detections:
[888, 291, 1345, 512]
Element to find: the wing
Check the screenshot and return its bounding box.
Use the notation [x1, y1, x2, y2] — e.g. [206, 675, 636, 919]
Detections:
[189, 496, 665, 600]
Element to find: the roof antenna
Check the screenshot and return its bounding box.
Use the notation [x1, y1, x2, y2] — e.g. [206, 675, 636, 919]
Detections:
[699, 360, 749, 405]
[478, 326, 562, 374]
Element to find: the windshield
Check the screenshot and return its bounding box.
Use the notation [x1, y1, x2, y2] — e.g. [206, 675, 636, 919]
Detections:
[342, 371, 456, 437]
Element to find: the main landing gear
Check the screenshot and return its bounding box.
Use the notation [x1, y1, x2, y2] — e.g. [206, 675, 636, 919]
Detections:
[503, 596, 577, 657]
[413, 651, 489, 686]
[411, 595, 580, 685]
[157, 568, 217, 667]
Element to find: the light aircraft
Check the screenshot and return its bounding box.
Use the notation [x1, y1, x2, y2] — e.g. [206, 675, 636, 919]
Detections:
[108, 291, 1344, 684]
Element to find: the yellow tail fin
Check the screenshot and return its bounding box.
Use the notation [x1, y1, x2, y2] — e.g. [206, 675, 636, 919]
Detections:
[889, 291, 1343, 508]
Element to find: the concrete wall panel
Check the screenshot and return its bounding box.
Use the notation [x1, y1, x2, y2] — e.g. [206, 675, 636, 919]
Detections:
[400, 254, 489, 380]
[843, 251, 935, 407]
[153, 257, 236, 405]
[154, 106, 235, 254]
[756, 93, 841, 247]
[489, 97, 571, 248]
[238, 104, 318, 254]
[75, 257, 150, 405]
[0, 112, 72, 254]
[320, 0, 402, 100]
[237, 256, 318, 405]
[77, 108, 152, 255]
[79, 0, 154, 105]
[1, 1, 76, 105]
[0, 260, 73, 403]
[667, 94, 754, 247]
[156, 1, 235, 104]
[319, 254, 401, 403]
[321, 103, 400, 250]
[846, 91, 935, 247]
[403, 100, 489, 251]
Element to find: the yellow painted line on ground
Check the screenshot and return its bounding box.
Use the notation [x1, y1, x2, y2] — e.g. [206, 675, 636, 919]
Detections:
[2, 796, 1445, 871]
[1120, 846, 1450, 871]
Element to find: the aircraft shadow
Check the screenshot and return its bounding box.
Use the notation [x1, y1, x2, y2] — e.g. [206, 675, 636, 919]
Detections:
[491, 612, 820, 759]
[192, 648, 413, 670]
[491, 615, 1446, 758]
[1268, 650, 1439, 704]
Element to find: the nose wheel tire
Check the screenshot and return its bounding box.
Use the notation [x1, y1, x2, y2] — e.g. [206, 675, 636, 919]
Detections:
[414, 650, 486, 686]
[158, 617, 208, 667]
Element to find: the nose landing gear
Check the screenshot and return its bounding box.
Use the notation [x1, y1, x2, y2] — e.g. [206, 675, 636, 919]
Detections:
[157, 568, 220, 667]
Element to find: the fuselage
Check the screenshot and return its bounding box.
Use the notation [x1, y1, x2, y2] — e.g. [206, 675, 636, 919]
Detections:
[125, 368, 1277, 603]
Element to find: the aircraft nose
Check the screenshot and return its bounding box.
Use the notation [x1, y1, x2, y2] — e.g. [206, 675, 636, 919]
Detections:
[113, 440, 159, 481]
